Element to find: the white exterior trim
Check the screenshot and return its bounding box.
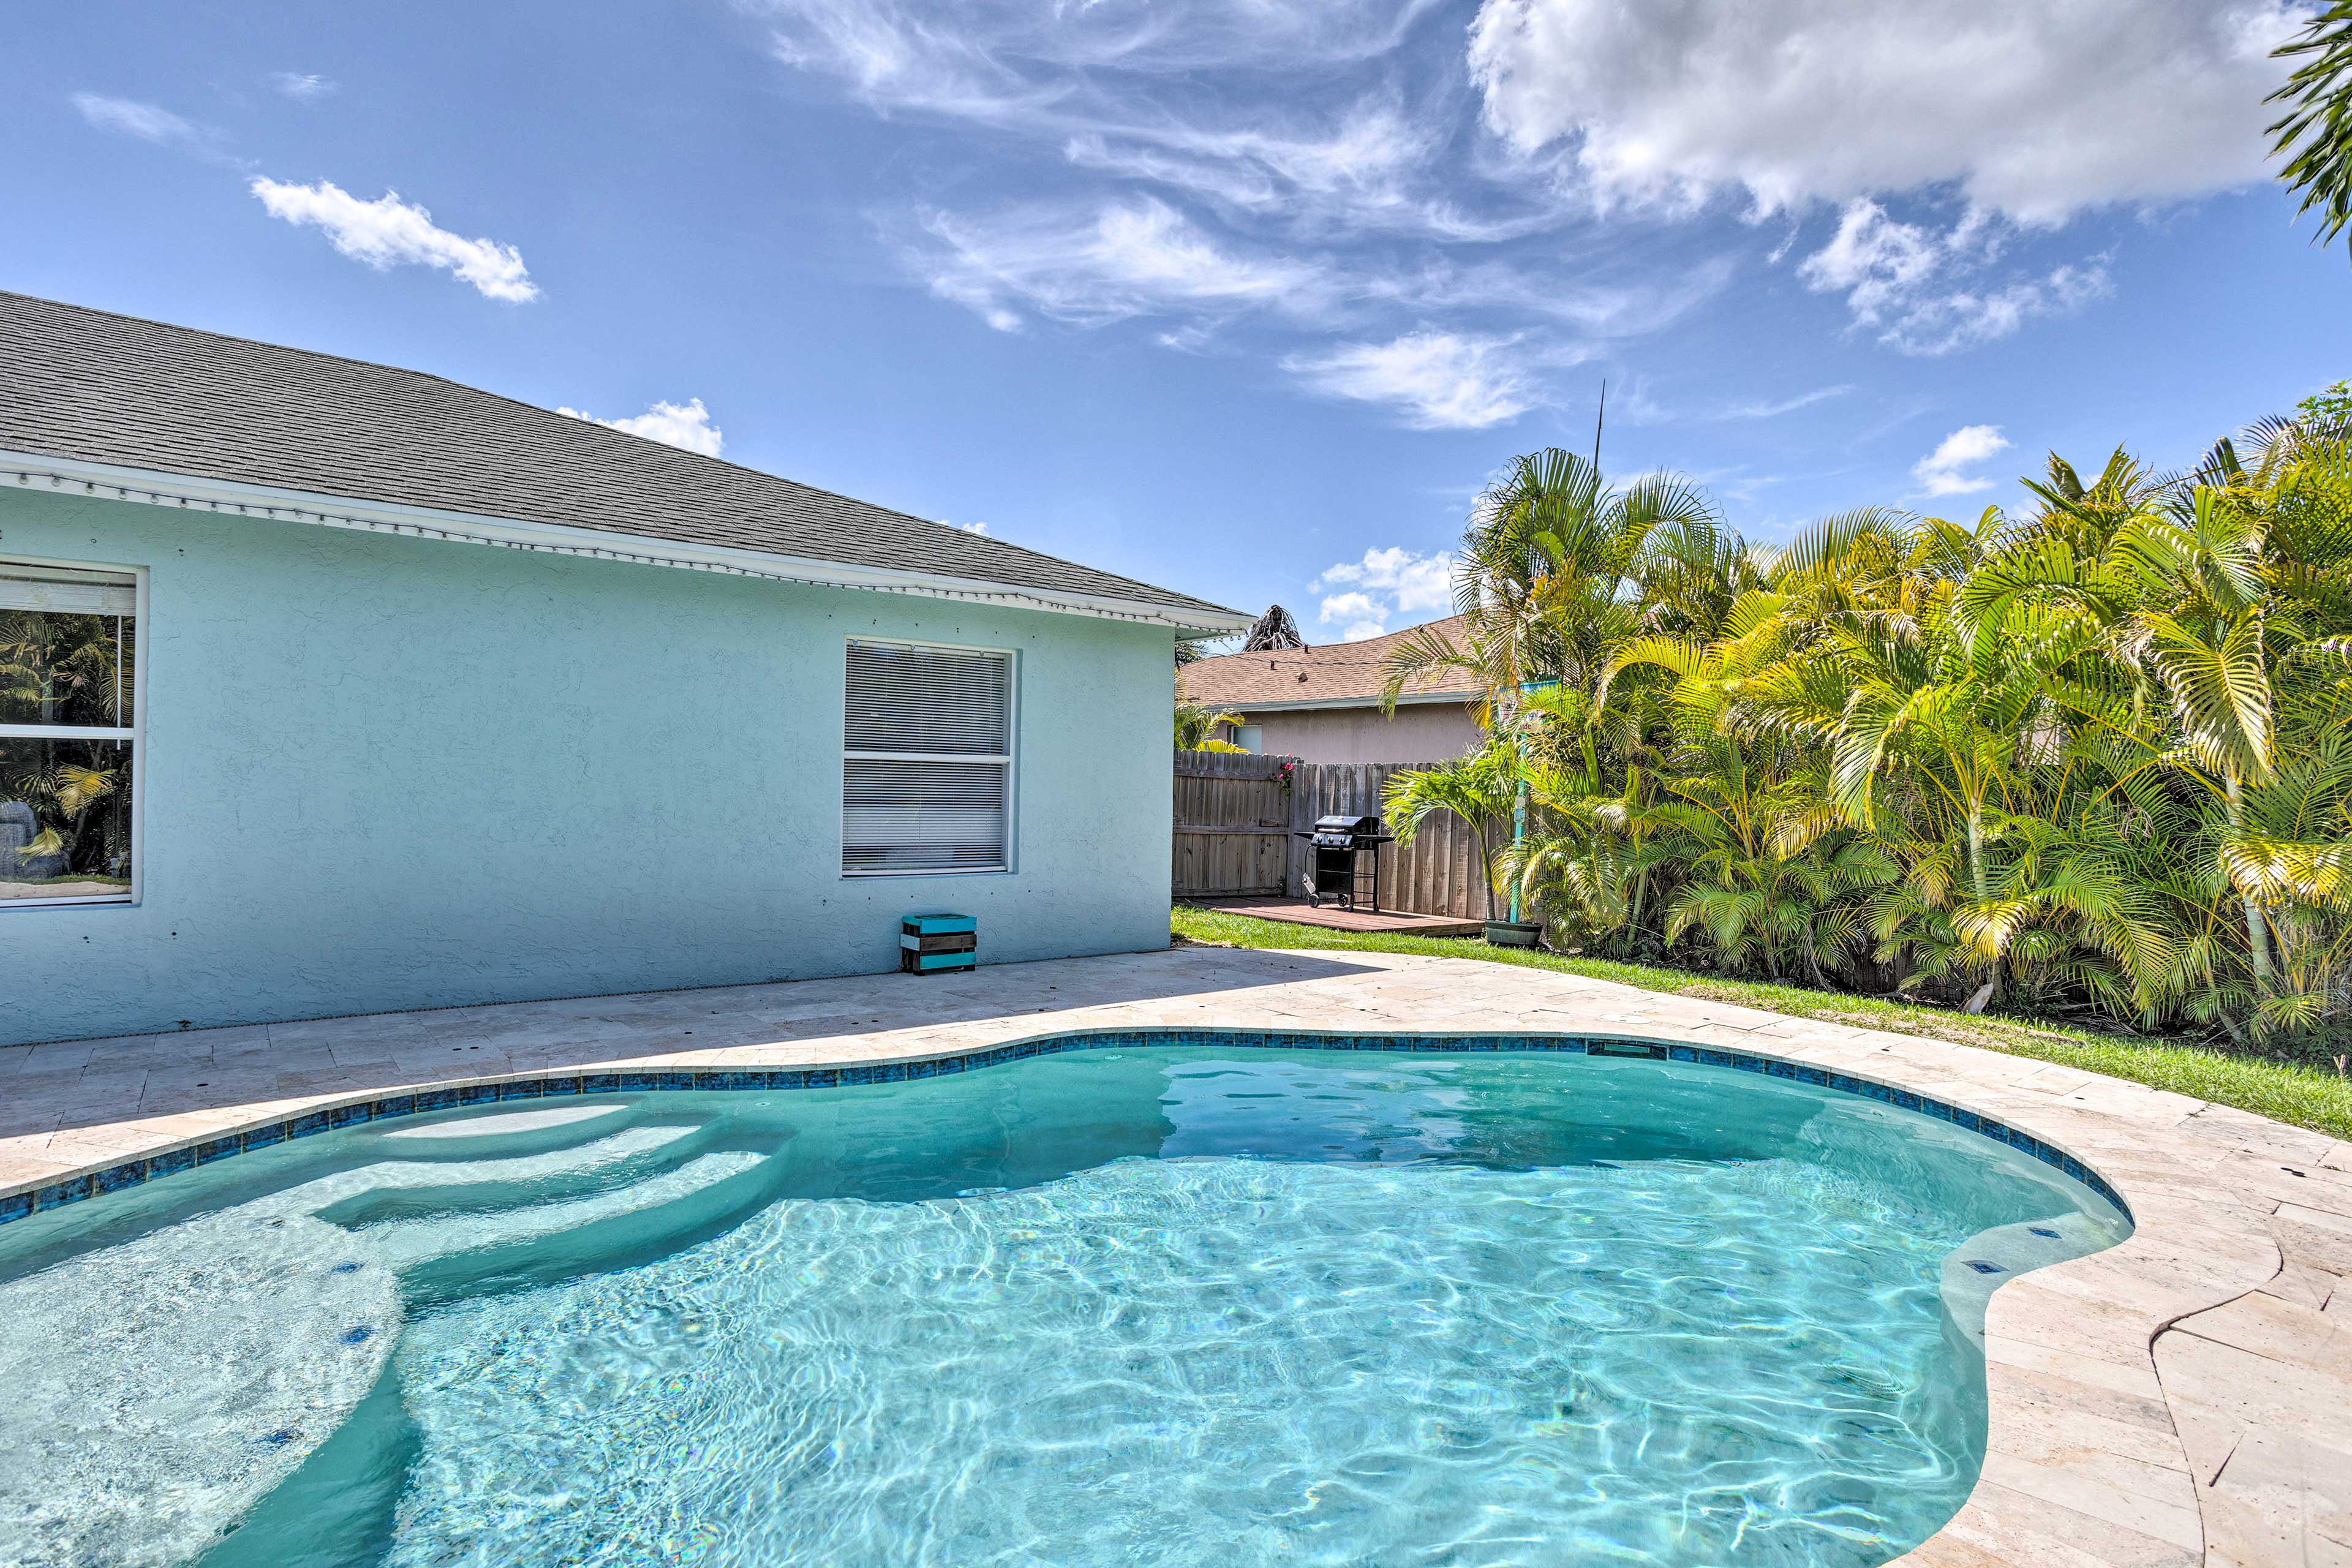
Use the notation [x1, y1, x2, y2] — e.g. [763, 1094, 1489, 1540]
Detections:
[1, 451, 1253, 636]
[0, 551, 145, 911]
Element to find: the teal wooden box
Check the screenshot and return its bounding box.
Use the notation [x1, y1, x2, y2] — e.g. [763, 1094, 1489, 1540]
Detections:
[901, 913, 977, 974]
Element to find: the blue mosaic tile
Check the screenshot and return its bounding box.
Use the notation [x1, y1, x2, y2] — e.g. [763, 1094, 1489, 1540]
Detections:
[34, 1175, 93, 1209]
[0, 1020, 2133, 1229]
[1962, 1259, 2005, 1275]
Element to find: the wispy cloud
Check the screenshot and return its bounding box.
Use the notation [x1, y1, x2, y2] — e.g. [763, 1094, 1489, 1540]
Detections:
[249, 178, 538, 302]
[1716, 385, 1853, 420]
[1286, 331, 1546, 429]
[70, 92, 202, 145]
[913, 197, 1325, 331]
[271, 72, 337, 100]
[559, 398, 723, 456]
[1913, 424, 2011, 496]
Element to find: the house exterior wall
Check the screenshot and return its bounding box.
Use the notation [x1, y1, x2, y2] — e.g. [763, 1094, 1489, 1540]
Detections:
[1, 487, 1175, 1046]
[1233, 701, 1482, 765]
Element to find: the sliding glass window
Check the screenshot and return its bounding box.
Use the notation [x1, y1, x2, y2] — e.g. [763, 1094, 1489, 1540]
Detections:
[0, 562, 138, 905]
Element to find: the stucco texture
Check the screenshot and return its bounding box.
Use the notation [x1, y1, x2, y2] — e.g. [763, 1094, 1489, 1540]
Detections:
[0, 488, 1175, 1046]
[1238, 701, 1482, 765]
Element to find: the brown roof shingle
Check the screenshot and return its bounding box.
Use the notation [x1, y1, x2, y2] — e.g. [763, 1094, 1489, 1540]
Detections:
[0, 291, 1246, 627]
[1182, 615, 1475, 709]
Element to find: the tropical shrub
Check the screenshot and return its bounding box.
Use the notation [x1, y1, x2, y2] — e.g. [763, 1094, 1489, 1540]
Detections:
[1382, 420, 2352, 1052]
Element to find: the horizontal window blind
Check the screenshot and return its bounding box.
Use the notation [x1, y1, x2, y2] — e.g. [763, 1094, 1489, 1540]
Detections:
[843, 641, 1012, 874]
[0, 568, 136, 616]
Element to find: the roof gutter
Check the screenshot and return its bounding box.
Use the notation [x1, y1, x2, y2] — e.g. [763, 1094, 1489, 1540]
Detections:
[2, 451, 1255, 636]
[1212, 690, 1476, 714]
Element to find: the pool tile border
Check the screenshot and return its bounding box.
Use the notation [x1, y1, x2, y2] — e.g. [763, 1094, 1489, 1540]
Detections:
[0, 1028, 2129, 1224]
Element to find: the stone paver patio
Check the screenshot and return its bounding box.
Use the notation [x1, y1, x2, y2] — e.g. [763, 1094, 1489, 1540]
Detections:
[3, 946, 2346, 1567]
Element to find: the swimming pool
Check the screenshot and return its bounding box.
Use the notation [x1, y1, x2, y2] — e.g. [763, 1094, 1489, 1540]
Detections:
[0, 1033, 2129, 1567]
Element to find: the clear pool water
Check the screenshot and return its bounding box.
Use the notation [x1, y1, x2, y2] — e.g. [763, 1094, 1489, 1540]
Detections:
[0, 1045, 2128, 1568]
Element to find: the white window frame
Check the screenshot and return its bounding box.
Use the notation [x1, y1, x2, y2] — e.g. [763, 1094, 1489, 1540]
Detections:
[0, 554, 146, 909]
[839, 635, 1019, 878]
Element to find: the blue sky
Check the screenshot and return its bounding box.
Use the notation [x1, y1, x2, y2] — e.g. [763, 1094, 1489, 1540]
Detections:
[4, 0, 2345, 639]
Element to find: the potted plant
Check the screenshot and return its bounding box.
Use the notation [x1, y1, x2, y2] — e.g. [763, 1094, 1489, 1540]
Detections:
[1382, 741, 1540, 946]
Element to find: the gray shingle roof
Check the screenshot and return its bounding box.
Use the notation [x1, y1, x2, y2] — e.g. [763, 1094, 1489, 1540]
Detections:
[0, 290, 1244, 626]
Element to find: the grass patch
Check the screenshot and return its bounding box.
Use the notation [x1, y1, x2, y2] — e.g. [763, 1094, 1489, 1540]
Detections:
[1173, 904, 2352, 1141]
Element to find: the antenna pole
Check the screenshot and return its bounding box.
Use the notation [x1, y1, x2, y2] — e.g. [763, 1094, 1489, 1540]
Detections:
[1592, 379, 1607, 472]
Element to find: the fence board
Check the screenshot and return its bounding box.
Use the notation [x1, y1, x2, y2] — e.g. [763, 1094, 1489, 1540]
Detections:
[1174, 752, 1496, 918]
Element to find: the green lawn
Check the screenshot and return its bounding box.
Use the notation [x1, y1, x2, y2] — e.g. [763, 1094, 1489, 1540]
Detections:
[1172, 904, 2352, 1140]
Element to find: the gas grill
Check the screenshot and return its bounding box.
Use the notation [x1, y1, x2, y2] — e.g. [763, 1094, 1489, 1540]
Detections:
[1296, 813, 1395, 913]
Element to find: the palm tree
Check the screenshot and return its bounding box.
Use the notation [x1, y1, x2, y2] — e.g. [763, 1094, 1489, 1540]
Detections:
[2271, 3, 2352, 262]
[1174, 677, 1247, 752]
[1384, 741, 1517, 920]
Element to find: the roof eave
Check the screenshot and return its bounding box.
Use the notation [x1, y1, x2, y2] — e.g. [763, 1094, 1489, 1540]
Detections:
[1199, 690, 1477, 714]
[1, 450, 1254, 635]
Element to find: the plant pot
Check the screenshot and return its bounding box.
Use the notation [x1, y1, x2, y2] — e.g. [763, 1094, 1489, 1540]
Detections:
[1483, 920, 1543, 949]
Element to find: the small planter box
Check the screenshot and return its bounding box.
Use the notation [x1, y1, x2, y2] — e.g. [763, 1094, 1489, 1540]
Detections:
[1483, 919, 1543, 949]
[901, 913, 977, 975]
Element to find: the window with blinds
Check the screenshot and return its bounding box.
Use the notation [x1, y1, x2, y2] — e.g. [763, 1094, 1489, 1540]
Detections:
[842, 639, 1014, 875]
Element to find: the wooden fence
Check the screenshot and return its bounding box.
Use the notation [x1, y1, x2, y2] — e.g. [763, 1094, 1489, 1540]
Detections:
[1172, 751, 1496, 919]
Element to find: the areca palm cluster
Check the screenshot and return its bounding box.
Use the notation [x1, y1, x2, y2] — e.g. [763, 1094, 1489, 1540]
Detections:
[1382, 429, 2352, 1048]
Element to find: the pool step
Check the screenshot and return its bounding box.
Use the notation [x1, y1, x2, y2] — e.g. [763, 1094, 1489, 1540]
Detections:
[358, 1151, 767, 1268]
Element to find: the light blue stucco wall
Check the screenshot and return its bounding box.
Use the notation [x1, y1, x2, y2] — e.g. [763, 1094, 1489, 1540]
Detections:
[0, 487, 1177, 1046]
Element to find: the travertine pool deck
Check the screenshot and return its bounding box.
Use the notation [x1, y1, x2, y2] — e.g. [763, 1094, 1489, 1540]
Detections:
[3, 946, 2346, 1567]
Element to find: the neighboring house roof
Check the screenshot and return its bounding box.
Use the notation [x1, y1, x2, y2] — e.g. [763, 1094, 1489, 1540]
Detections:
[0, 291, 1246, 631]
[1183, 614, 1477, 710]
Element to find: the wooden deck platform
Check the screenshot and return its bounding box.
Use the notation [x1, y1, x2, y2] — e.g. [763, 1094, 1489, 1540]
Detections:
[1191, 897, 1485, 939]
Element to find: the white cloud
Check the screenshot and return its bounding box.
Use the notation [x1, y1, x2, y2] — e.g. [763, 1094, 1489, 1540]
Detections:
[1312, 545, 1458, 639]
[249, 178, 538, 303]
[1315, 591, 1392, 641]
[1467, 0, 2304, 224]
[914, 197, 1325, 330]
[1913, 425, 2011, 497]
[70, 93, 199, 145]
[559, 398, 724, 457]
[1285, 332, 1541, 429]
[1316, 545, 1458, 614]
[1796, 200, 2108, 353]
[271, 72, 336, 100]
